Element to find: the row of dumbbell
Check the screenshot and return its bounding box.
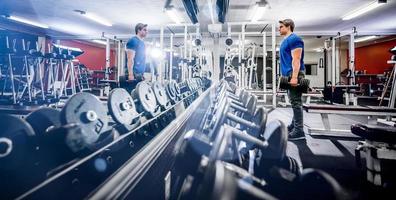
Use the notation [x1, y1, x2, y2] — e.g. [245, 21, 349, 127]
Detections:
[0, 78, 206, 194]
[171, 79, 344, 200]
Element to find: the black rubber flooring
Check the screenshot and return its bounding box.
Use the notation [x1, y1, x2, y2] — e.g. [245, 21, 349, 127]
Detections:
[268, 108, 394, 200]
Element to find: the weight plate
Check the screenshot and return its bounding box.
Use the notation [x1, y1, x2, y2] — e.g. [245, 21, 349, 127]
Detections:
[60, 92, 108, 145]
[192, 79, 197, 91]
[25, 107, 61, 136]
[180, 80, 191, 94]
[132, 81, 158, 115]
[187, 79, 194, 92]
[152, 81, 169, 108]
[0, 114, 35, 170]
[171, 80, 181, 97]
[166, 81, 177, 102]
[261, 120, 287, 161]
[108, 88, 139, 125]
[251, 106, 267, 138]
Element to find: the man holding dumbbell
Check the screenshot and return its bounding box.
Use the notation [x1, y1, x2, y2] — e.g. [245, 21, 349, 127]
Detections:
[122, 23, 148, 92]
[279, 19, 306, 140]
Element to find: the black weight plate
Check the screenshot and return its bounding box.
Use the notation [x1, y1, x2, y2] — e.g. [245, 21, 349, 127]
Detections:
[132, 81, 158, 114]
[186, 79, 193, 92]
[152, 81, 169, 108]
[0, 114, 35, 170]
[192, 79, 197, 91]
[279, 76, 289, 90]
[261, 120, 287, 161]
[171, 80, 181, 97]
[288, 156, 296, 174]
[251, 106, 267, 138]
[61, 92, 108, 145]
[25, 107, 61, 136]
[166, 81, 177, 101]
[194, 79, 199, 90]
[108, 88, 139, 125]
[298, 169, 343, 200]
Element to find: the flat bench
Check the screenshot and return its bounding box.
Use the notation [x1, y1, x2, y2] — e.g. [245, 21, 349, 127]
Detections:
[303, 104, 396, 138]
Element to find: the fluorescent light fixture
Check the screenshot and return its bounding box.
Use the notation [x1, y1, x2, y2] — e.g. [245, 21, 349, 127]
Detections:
[73, 10, 113, 26]
[342, 1, 386, 20]
[165, 7, 182, 24]
[92, 39, 107, 45]
[84, 12, 112, 26]
[355, 35, 377, 43]
[251, 2, 268, 22]
[8, 15, 49, 29]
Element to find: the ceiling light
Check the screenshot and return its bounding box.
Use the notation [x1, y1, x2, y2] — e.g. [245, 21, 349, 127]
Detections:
[165, 7, 182, 24]
[251, 1, 269, 22]
[342, 0, 386, 20]
[92, 40, 107, 45]
[74, 10, 112, 26]
[84, 13, 112, 26]
[8, 15, 49, 29]
[355, 36, 377, 43]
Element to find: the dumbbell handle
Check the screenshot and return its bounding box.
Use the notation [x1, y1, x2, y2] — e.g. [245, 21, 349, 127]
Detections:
[228, 94, 240, 101]
[230, 102, 248, 113]
[230, 99, 244, 107]
[225, 125, 268, 150]
[226, 112, 259, 130]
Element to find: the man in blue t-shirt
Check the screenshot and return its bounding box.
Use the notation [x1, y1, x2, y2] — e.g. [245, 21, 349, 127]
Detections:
[123, 23, 147, 92]
[279, 19, 306, 140]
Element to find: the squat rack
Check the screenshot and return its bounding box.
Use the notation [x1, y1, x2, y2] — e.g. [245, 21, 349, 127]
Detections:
[159, 23, 201, 83]
[226, 21, 277, 108]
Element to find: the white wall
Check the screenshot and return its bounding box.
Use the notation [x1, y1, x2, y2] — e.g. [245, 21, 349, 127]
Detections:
[304, 52, 325, 88]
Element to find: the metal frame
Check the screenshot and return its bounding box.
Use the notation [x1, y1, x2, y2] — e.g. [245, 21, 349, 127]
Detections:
[101, 34, 123, 83]
[159, 24, 201, 83]
[328, 27, 357, 86]
[226, 21, 277, 108]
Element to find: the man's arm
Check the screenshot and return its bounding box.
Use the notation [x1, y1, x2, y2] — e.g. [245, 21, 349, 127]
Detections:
[290, 48, 302, 86]
[126, 49, 136, 81]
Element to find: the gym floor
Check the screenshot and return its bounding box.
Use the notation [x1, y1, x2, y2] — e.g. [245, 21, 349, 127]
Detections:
[267, 107, 391, 199]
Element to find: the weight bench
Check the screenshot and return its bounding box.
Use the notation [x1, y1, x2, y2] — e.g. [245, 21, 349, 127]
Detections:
[303, 104, 396, 138]
[352, 124, 396, 187]
[303, 92, 323, 104]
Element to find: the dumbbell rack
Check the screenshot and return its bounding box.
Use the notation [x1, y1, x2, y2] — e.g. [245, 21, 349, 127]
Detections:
[14, 86, 209, 200]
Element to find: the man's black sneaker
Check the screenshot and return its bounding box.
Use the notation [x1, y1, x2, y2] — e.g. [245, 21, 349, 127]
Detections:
[287, 124, 294, 132]
[288, 131, 306, 141]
